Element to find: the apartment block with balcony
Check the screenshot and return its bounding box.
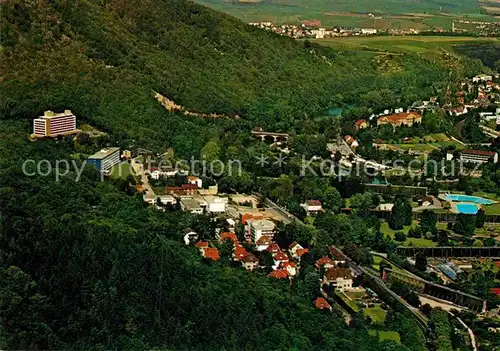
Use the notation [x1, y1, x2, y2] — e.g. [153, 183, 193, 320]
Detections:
[245, 219, 275, 243]
[32, 110, 78, 138]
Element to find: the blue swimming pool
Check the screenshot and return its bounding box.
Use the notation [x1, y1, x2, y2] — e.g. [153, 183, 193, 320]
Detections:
[443, 194, 494, 205]
[456, 203, 480, 214]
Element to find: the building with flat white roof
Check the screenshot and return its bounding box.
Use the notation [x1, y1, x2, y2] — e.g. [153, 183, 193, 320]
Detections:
[87, 147, 121, 172]
[180, 198, 203, 214]
[199, 195, 227, 213]
[33, 110, 78, 137]
[246, 219, 275, 243]
[159, 195, 177, 206]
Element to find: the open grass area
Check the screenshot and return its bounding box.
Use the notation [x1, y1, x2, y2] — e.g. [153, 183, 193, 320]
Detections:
[380, 220, 416, 237]
[379, 133, 464, 154]
[345, 289, 366, 300]
[314, 36, 499, 56]
[473, 192, 500, 201]
[483, 120, 497, 130]
[369, 330, 401, 343]
[372, 255, 408, 275]
[372, 255, 383, 271]
[380, 221, 437, 247]
[430, 140, 465, 149]
[337, 293, 360, 312]
[394, 143, 438, 153]
[425, 133, 450, 142]
[484, 203, 500, 215]
[195, 0, 496, 29]
[404, 237, 439, 247]
[364, 305, 387, 324]
[110, 161, 135, 179]
[473, 225, 500, 237]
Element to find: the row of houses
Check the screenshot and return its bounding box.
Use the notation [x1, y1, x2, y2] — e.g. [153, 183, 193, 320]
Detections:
[316, 247, 354, 291]
[185, 216, 356, 314]
[353, 74, 498, 132]
[352, 110, 422, 132]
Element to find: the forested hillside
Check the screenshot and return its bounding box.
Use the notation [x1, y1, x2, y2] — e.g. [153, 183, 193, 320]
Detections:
[0, 1, 488, 349]
[0, 122, 418, 350]
[2, 0, 482, 155]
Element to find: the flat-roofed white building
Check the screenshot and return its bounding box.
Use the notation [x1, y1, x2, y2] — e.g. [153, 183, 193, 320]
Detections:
[202, 195, 227, 213]
[159, 195, 177, 206]
[180, 198, 203, 214]
[87, 147, 121, 172]
[246, 219, 275, 243]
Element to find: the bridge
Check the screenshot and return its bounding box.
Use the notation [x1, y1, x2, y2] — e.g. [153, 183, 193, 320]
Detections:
[251, 129, 289, 142]
[396, 246, 500, 259]
[383, 269, 486, 313]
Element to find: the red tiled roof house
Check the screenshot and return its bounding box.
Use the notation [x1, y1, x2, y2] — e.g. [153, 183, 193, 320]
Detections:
[377, 112, 421, 127]
[241, 253, 259, 271]
[314, 297, 332, 310]
[203, 247, 220, 261]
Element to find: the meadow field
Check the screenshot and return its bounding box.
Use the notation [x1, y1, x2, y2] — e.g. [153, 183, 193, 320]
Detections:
[369, 330, 401, 343]
[195, 0, 497, 28]
[313, 36, 500, 55]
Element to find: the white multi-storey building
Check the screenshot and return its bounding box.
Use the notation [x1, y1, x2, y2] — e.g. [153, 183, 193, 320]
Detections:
[245, 219, 275, 243]
[33, 110, 77, 137]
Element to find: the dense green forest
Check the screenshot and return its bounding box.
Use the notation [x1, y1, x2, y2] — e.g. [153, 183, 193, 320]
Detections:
[454, 43, 500, 69]
[0, 121, 415, 349]
[2, 0, 483, 155]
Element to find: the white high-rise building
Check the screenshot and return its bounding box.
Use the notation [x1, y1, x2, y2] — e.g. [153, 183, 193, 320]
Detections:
[33, 110, 77, 137]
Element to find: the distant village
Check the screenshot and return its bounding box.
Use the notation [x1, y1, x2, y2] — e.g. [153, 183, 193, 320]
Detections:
[249, 18, 500, 39]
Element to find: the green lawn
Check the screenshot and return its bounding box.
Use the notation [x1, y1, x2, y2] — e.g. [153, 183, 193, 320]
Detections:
[305, 216, 316, 225]
[430, 140, 465, 149]
[369, 330, 401, 343]
[380, 221, 437, 247]
[484, 203, 500, 215]
[372, 255, 407, 275]
[404, 237, 438, 247]
[337, 293, 360, 312]
[394, 143, 437, 153]
[388, 133, 465, 153]
[425, 133, 450, 142]
[364, 305, 387, 324]
[473, 192, 500, 201]
[345, 290, 366, 300]
[110, 161, 135, 179]
[483, 120, 497, 130]
[372, 255, 383, 271]
[315, 36, 499, 55]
